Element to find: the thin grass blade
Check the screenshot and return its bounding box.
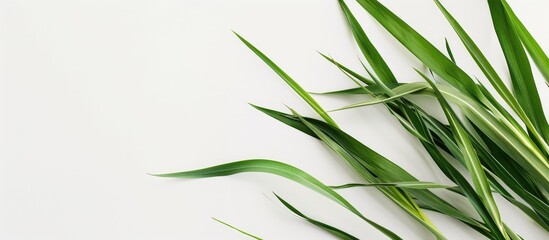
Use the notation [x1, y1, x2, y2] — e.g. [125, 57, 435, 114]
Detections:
[338, 0, 397, 85]
[274, 193, 359, 240]
[152, 160, 401, 239]
[330, 181, 454, 190]
[319, 52, 375, 85]
[234, 32, 338, 127]
[212, 218, 262, 240]
[445, 39, 456, 64]
[330, 83, 428, 111]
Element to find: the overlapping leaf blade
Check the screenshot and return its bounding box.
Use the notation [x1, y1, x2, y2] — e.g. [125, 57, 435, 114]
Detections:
[433, 0, 549, 157]
[288, 108, 447, 239]
[487, 0, 549, 148]
[254, 105, 489, 236]
[417, 71, 508, 238]
[354, 0, 480, 98]
[234, 32, 339, 128]
[338, 0, 397, 85]
[335, 81, 549, 189]
[502, 0, 549, 86]
[330, 82, 428, 111]
[330, 181, 454, 190]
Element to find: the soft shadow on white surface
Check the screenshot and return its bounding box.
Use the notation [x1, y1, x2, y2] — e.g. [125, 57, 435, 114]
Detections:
[1, 0, 548, 239]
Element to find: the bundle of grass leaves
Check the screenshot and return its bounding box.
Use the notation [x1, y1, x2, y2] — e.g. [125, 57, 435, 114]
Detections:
[153, 0, 549, 239]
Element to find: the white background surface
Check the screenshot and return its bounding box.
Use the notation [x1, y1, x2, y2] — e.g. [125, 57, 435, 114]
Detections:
[1, 0, 548, 239]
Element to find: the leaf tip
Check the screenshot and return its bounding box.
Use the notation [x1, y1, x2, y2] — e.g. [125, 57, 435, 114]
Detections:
[147, 172, 164, 177]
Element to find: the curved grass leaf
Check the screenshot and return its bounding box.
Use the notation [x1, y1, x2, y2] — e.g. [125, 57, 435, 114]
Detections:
[274, 193, 359, 240]
[152, 160, 401, 239]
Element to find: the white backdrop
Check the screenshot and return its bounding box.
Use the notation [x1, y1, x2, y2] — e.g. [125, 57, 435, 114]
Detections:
[1, 0, 548, 239]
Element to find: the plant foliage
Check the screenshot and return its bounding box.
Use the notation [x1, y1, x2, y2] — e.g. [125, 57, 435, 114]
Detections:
[154, 0, 549, 239]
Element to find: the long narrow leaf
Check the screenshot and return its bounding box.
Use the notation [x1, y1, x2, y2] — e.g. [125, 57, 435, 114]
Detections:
[330, 181, 454, 190]
[487, 0, 549, 145]
[234, 32, 338, 127]
[338, 0, 397, 85]
[212, 218, 262, 240]
[355, 0, 480, 98]
[331, 83, 428, 111]
[152, 160, 401, 239]
[502, 0, 549, 86]
[274, 194, 359, 240]
[417, 70, 508, 238]
[445, 39, 456, 64]
[319, 53, 375, 85]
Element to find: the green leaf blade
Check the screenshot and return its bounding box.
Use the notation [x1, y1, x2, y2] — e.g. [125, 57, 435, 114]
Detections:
[274, 194, 359, 240]
[212, 218, 263, 240]
[355, 0, 480, 98]
[331, 82, 428, 111]
[234, 32, 339, 128]
[152, 159, 401, 240]
[417, 70, 508, 239]
[503, 1, 549, 86]
[487, 0, 549, 145]
[330, 181, 454, 190]
[338, 0, 397, 85]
